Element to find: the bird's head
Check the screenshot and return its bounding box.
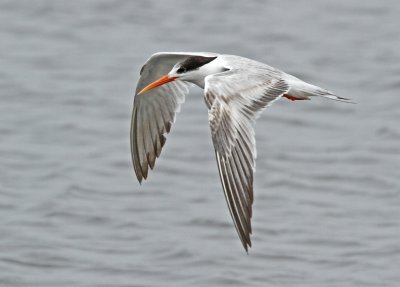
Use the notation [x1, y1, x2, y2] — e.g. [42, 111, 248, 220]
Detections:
[138, 55, 219, 95]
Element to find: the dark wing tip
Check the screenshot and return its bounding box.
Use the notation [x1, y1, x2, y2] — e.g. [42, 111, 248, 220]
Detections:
[242, 233, 252, 253]
[133, 163, 143, 184]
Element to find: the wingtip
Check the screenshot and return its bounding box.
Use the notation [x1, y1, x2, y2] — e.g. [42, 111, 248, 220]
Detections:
[240, 236, 252, 253]
[243, 242, 251, 254]
[134, 170, 144, 185]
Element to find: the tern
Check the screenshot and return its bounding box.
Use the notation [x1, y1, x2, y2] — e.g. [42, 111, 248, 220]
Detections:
[131, 52, 352, 251]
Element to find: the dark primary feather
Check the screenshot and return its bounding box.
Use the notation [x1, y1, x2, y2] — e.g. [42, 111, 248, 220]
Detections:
[205, 70, 289, 251]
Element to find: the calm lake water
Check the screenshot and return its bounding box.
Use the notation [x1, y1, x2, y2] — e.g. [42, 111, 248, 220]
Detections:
[0, 1, 399, 286]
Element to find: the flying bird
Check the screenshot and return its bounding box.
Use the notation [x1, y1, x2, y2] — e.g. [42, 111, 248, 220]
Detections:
[131, 52, 352, 251]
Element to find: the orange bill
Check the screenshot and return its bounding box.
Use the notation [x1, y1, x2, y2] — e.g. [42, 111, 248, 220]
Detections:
[137, 75, 177, 95]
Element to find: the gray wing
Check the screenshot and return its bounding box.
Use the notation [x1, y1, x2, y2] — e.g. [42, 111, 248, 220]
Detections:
[204, 69, 290, 250]
[131, 53, 200, 183]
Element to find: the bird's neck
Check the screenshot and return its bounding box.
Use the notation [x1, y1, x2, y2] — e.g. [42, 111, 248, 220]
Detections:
[186, 57, 228, 89]
[189, 77, 207, 89]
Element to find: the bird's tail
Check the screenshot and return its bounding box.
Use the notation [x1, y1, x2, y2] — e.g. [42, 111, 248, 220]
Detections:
[285, 76, 355, 103]
[309, 86, 355, 103]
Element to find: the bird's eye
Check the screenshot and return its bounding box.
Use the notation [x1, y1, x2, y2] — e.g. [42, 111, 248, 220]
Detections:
[177, 67, 186, 73]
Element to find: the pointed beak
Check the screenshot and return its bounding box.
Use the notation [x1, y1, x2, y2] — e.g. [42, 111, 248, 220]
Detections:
[137, 74, 177, 95]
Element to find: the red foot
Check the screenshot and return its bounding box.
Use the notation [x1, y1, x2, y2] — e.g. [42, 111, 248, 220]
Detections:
[283, 94, 306, 101]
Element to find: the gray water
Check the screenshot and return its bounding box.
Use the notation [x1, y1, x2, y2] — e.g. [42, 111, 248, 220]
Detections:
[1, 1, 399, 286]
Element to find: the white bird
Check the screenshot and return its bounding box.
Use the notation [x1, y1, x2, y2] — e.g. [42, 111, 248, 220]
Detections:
[131, 52, 352, 251]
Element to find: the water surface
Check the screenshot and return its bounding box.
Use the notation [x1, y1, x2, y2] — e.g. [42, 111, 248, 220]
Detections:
[0, 1, 399, 286]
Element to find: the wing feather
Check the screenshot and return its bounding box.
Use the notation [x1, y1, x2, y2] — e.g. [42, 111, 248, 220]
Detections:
[205, 69, 289, 250]
[131, 53, 202, 182]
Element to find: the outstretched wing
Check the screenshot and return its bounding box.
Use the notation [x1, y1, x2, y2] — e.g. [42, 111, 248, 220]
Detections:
[204, 69, 289, 250]
[131, 53, 200, 183]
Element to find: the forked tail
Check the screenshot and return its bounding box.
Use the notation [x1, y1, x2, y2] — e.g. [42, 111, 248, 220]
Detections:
[311, 86, 355, 103]
[285, 77, 355, 103]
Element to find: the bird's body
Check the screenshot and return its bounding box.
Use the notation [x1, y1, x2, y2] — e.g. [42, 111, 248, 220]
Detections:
[131, 52, 352, 251]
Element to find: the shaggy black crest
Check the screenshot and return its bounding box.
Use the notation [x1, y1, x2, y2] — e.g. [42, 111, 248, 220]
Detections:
[177, 56, 217, 73]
